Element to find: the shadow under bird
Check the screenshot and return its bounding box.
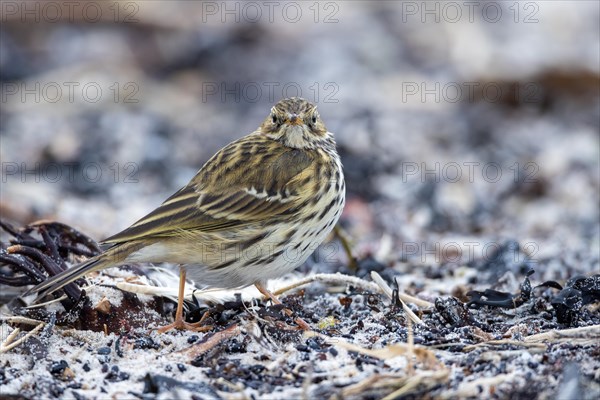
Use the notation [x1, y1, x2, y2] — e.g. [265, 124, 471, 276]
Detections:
[24, 97, 346, 332]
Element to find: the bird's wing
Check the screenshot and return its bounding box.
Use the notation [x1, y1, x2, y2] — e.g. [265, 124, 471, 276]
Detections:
[101, 136, 319, 245]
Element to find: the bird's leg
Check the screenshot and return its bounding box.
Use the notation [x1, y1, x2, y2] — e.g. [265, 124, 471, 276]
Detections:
[334, 225, 358, 272]
[173, 267, 187, 323]
[255, 282, 311, 330]
[157, 268, 209, 333]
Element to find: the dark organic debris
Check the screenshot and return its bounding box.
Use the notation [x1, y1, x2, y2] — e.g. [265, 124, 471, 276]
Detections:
[0, 220, 101, 307]
[465, 270, 600, 326]
[141, 373, 218, 397]
[48, 360, 68, 375]
[75, 289, 166, 333]
[435, 297, 477, 327]
[105, 365, 130, 382]
[185, 292, 248, 325]
[538, 275, 600, 324]
[22, 313, 57, 361]
[133, 336, 161, 350]
[466, 269, 534, 308]
[0, 220, 167, 332]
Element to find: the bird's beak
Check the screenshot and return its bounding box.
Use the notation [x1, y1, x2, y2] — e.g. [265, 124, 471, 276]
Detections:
[287, 114, 303, 126]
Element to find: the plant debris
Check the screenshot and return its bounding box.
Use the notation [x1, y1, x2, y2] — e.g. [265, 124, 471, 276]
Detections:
[1, 221, 169, 333]
[540, 275, 600, 324]
[466, 269, 535, 308]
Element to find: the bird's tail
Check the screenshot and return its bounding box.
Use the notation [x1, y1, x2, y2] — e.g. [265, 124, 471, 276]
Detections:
[24, 243, 141, 303]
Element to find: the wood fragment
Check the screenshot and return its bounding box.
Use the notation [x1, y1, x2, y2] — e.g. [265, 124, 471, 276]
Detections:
[439, 372, 517, 399]
[273, 273, 383, 297]
[93, 296, 112, 314]
[181, 323, 241, 360]
[0, 316, 47, 326]
[382, 370, 450, 400]
[463, 339, 547, 352]
[524, 324, 600, 343]
[0, 322, 45, 353]
[342, 374, 408, 397]
[304, 331, 444, 369]
[1, 327, 21, 350]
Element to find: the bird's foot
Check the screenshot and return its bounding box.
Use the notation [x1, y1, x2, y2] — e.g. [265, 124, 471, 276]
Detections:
[156, 317, 212, 333]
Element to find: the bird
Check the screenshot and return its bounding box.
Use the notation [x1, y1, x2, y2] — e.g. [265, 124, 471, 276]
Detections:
[24, 97, 346, 332]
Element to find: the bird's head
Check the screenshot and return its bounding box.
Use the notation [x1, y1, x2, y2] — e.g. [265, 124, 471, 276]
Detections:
[260, 97, 329, 149]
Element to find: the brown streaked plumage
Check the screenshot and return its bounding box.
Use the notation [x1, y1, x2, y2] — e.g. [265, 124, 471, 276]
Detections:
[25, 97, 345, 332]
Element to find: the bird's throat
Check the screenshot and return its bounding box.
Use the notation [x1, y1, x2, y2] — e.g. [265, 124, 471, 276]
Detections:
[281, 126, 309, 149]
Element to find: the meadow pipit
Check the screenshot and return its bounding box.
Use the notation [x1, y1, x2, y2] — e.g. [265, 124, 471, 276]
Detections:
[25, 97, 346, 331]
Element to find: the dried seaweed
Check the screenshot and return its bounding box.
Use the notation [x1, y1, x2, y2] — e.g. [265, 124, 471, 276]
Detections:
[0, 220, 101, 308]
[539, 275, 600, 324]
[466, 269, 534, 308]
[139, 373, 219, 398]
[0, 220, 167, 333]
[465, 269, 600, 327]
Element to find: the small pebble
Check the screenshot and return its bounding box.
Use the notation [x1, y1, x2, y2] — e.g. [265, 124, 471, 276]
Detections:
[115, 337, 124, 357]
[177, 363, 187, 372]
[49, 360, 68, 375]
[134, 337, 159, 350]
[67, 382, 82, 389]
[187, 335, 199, 344]
[306, 338, 321, 350]
[97, 347, 111, 355]
[249, 365, 265, 375]
[105, 365, 130, 382]
[228, 339, 245, 353]
[296, 344, 310, 352]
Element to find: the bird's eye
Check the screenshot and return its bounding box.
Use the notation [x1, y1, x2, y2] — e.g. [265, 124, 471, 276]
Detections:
[271, 115, 278, 124]
[311, 114, 318, 124]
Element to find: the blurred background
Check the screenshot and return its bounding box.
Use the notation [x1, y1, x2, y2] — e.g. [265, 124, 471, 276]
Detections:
[1, 1, 599, 283]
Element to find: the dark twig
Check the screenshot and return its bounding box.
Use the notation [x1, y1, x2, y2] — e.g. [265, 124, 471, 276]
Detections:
[7, 245, 81, 301]
[40, 228, 64, 268]
[0, 220, 21, 237]
[0, 275, 36, 286]
[0, 253, 46, 284]
[334, 225, 359, 272]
